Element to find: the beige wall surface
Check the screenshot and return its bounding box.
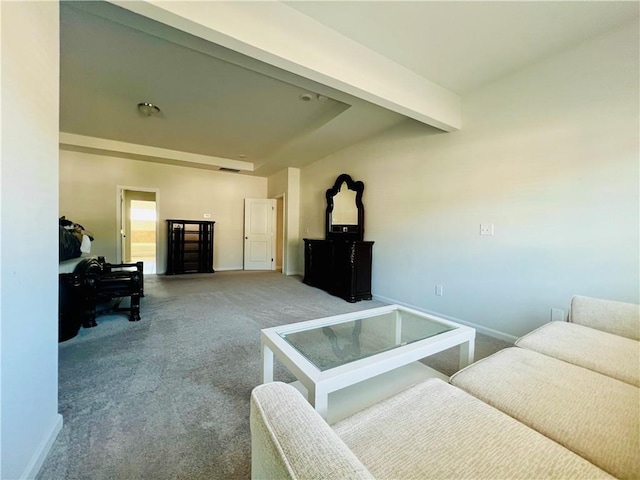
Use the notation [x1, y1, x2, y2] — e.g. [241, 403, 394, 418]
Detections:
[285, 168, 302, 275]
[276, 197, 284, 269]
[60, 150, 267, 272]
[1, 2, 62, 478]
[300, 21, 639, 339]
[268, 167, 301, 275]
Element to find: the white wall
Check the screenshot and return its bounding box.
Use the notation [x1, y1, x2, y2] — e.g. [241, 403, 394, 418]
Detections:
[60, 149, 267, 273]
[0, 2, 62, 478]
[300, 21, 639, 339]
[285, 168, 301, 275]
[268, 167, 301, 275]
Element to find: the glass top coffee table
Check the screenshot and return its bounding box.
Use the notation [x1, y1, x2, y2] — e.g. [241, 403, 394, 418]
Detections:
[261, 304, 475, 421]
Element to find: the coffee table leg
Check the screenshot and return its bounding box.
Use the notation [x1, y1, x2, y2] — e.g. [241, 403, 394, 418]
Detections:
[308, 384, 329, 420]
[262, 343, 274, 383]
[459, 338, 475, 369]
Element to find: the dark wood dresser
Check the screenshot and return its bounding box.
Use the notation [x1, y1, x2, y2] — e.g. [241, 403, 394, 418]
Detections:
[303, 238, 373, 303]
[302, 174, 374, 303]
[166, 219, 215, 275]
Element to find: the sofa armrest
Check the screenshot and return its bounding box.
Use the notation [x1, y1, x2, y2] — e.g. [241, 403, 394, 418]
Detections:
[250, 382, 374, 480]
[569, 295, 640, 340]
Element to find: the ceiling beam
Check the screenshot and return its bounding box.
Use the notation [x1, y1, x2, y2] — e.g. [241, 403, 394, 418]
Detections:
[59, 133, 254, 172]
[111, 1, 461, 132]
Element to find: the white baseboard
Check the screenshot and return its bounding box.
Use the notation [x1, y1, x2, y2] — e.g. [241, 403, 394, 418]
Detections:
[373, 294, 518, 344]
[21, 413, 63, 480]
[281, 269, 302, 276]
[209, 266, 303, 275]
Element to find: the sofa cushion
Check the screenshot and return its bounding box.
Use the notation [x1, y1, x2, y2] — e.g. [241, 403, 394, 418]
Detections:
[332, 378, 612, 479]
[450, 348, 640, 480]
[569, 295, 640, 340]
[515, 321, 640, 386]
[250, 382, 374, 480]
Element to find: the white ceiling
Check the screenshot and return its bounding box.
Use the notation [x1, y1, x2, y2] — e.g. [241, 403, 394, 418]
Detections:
[61, 4, 349, 162]
[59, 1, 639, 176]
[286, 1, 639, 95]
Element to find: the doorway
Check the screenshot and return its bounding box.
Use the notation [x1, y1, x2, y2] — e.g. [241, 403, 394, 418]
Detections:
[119, 188, 158, 274]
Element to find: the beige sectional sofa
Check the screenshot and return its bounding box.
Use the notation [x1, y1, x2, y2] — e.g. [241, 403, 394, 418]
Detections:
[250, 295, 639, 479]
[514, 295, 640, 387]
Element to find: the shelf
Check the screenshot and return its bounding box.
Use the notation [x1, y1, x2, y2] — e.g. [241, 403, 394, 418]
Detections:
[166, 219, 215, 275]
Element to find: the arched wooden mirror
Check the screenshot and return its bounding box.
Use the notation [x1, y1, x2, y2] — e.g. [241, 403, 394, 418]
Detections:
[325, 174, 364, 241]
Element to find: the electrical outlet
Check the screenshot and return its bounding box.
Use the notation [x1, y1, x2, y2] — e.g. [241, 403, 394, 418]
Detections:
[203, 213, 211, 218]
[435, 285, 443, 296]
[480, 224, 494, 236]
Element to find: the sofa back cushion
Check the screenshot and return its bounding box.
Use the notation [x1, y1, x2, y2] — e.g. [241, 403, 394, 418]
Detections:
[569, 295, 640, 340]
[515, 321, 640, 386]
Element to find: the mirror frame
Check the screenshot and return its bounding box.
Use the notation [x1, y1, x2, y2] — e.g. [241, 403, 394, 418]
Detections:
[325, 173, 365, 241]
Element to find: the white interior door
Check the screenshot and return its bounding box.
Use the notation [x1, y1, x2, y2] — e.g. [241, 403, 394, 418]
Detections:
[244, 198, 276, 270]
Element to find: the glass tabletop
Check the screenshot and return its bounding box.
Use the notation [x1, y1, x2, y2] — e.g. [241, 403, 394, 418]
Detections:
[279, 309, 457, 371]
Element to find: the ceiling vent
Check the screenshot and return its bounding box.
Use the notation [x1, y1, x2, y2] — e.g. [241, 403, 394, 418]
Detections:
[219, 167, 241, 173]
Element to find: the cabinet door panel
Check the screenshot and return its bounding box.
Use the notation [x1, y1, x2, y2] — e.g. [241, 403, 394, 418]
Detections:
[303, 239, 373, 302]
[330, 241, 354, 299]
[353, 242, 373, 299]
[303, 240, 333, 290]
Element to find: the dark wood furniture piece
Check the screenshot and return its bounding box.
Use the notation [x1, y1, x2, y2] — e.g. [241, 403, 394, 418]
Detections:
[59, 257, 143, 342]
[166, 219, 215, 275]
[303, 174, 374, 303]
[304, 239, 373, 302]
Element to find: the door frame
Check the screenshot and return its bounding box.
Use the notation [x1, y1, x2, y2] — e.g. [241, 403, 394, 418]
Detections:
[272, 192, 286, 274]
[115, 186, 160, 266]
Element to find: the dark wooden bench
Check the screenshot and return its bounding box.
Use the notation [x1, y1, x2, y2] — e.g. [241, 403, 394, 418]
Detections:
[59, 257, 144, 341]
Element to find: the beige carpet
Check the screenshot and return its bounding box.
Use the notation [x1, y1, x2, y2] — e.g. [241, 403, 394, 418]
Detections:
[38, 271, 511, 480]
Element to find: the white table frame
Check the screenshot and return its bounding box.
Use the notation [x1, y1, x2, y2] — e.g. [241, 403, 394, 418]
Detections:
[261, 304, 475, 420]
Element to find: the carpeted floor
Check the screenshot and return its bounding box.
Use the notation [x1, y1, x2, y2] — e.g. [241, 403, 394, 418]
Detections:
[38, 271, 511, 480]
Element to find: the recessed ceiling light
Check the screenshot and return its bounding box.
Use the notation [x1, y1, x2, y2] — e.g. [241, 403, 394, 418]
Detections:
[299, 93, 313, 102]
[137, 102, 161, 117]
